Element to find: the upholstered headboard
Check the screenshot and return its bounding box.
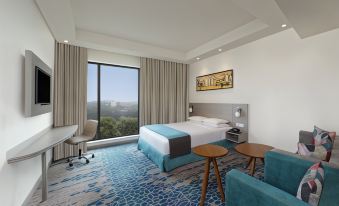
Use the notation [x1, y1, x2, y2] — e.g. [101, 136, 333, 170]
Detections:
[189, 103, 249, 132]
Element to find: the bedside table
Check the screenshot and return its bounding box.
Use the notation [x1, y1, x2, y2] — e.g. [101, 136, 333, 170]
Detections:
[226, 130, 248, 143]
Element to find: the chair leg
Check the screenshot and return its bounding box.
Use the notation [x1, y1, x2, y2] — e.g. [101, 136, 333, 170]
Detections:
[67, 146, 94, 167]
[78, 148, 82, 159]
[68, 158, 74, 167]
[84, 152, 95, 159]
[78, 156, 90, 164]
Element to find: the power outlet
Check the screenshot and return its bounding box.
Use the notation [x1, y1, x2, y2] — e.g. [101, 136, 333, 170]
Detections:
[236, 123, 245, 128]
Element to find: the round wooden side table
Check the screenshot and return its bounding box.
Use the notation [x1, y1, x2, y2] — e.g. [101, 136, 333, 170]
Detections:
[193, 144, 229, 206]
[235, 143, 274, 176]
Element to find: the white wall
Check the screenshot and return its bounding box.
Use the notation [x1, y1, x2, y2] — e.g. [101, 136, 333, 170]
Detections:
[0, 0, 54, 205]
[88, 49, 140, 68]
[189, 28, 339, 152]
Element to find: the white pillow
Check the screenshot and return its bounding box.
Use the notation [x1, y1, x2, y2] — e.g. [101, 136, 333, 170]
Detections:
[188, 119, 203, 124]
[203, 122, 230, 128]
[203, 118, 229, 124]
[188, 116, 207, 122]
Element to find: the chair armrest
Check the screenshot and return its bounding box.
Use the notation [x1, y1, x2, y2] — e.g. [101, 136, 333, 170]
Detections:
[299, 130, 313, 144]
[264, 150, 316, 195]
[265, 150, 339, 206]
[226, 169, 308, 206]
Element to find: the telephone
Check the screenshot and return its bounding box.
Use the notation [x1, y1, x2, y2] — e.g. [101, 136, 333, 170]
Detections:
[229, 128, 240, 134]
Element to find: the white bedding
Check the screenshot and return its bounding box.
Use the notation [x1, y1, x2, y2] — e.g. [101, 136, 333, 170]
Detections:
[139, 121, 232, 155]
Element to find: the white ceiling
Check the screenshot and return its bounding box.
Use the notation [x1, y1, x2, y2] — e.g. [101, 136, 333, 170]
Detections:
[35, 0, 339, 63]
[275, 0, 339, 38]
[71, 0, 255, 52]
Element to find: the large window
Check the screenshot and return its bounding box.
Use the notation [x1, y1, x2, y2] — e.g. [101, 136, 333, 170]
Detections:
[87, 62, 139, 141]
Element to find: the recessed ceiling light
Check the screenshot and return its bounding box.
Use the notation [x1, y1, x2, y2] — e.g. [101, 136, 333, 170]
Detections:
[196, 57, 200, 60]
[218, 48, 222, 52]
[63, 40, 69, 43]
[281, 24, 287, 28]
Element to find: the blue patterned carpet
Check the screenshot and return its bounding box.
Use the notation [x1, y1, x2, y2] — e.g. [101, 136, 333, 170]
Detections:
[28, 143, 263, 206]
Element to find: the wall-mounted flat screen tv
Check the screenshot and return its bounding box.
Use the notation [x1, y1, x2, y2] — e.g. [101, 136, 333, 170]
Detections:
[35, 66, 51, 104]
[25, 50, 52, 117]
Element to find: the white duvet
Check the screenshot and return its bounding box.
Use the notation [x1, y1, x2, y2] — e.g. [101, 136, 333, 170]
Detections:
[139, 121, 232, 155]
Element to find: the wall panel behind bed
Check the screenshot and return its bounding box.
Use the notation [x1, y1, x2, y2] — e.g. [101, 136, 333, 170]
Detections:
[189, 103, 248, 132]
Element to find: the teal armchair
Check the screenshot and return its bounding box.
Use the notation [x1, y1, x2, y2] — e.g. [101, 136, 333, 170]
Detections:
[225, 150, 339, 206]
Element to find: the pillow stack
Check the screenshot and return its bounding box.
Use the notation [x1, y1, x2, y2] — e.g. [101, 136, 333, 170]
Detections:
[187, 116, 207, 123]
[187, 116, 230, 128]
[202, 118, 230, 128]
[298, 126, 336, 161]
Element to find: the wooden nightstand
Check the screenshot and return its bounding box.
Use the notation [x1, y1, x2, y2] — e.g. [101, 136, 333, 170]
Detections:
[226, 131, 248, 143]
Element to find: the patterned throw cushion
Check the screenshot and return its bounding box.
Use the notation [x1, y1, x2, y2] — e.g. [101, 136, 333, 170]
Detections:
[298, 143, 329, 161]
[297, 162, 324, 206]
[312, 126, 336, 148]
[297, 126, 337, 161]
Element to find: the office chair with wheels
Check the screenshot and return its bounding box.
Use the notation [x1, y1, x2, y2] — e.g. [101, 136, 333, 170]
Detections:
[65, 119, 98, 167]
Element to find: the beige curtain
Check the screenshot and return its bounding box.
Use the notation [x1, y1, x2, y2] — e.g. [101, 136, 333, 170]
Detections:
[53, 42, 88, 161]
[140, 57, 189, 126]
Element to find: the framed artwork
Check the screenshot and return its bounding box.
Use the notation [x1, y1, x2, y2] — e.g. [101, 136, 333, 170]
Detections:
[196, 70, 233, 91]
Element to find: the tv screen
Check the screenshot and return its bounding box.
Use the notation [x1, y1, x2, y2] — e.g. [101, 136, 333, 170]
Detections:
[35, 66, 51, 104]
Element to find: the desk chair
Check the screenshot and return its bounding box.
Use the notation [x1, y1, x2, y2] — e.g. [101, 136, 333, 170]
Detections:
[65, 120, 98, 167]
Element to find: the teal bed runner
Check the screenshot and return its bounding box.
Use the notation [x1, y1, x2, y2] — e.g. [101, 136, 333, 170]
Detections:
[144, 124, 191, 158]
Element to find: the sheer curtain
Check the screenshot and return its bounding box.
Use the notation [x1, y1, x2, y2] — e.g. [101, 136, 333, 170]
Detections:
[53, 42, 88, 161]
[140, 57, 189, 126]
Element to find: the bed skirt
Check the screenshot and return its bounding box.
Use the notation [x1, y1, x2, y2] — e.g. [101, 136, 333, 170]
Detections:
[137, 138, 235, 172]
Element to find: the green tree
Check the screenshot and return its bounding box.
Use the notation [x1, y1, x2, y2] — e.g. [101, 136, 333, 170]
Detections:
[100, 117, 121, 138]
[117, 117, 138, 136]
[99, 116, 138, 139]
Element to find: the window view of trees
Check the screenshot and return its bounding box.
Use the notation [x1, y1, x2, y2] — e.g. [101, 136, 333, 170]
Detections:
[87, 63, 139, 141]
[87, 101, 138, 139]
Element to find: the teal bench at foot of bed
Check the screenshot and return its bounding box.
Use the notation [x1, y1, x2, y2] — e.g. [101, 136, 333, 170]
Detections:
[137, 137, 235, 172]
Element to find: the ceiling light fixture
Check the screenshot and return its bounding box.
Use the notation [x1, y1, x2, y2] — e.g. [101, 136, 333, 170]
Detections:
[63, 40, 69, 43]
[196, 57, 200, 60]
[218, 48, 222, 52]
[281, 24, 287, 28]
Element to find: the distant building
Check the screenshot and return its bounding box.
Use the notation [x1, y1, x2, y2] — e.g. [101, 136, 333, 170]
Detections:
[110, 101, 117, 107]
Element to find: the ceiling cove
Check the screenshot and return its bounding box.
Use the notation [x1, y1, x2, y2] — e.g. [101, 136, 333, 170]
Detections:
[36, 0, 339, 63]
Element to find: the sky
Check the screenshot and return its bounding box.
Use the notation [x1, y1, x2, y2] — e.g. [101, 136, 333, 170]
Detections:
[87, 63, 138, 102]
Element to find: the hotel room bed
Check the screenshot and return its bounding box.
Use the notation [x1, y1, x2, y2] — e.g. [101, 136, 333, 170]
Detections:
[138, 121, 234, 172]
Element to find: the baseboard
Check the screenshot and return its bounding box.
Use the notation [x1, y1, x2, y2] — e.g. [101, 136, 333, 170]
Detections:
[21, 155, 53, 206]
[87, 135, 139, 150]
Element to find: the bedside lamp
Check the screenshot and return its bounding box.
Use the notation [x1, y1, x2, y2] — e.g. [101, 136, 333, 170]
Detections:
[234, 107, 241, 118]
[189, 105, 193, 113]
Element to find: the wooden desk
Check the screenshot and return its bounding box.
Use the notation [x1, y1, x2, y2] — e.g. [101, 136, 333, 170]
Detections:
[6, 125, 78, 202]
[193, 144, 228, 206]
